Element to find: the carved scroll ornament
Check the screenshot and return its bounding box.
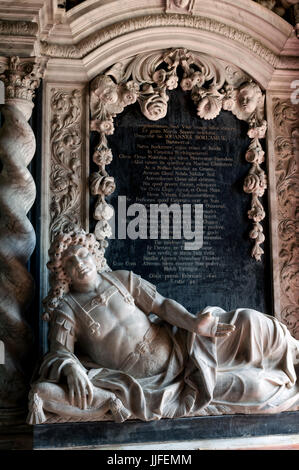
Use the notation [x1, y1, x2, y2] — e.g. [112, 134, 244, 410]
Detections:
[90, 48, 268, 261]
[273, 98, 299, 339]
[49, 89, 83, 240]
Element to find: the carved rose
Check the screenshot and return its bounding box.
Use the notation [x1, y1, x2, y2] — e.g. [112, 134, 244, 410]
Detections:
[153, 70, 167, 85]
[121, 81, 139, 105]
[181, 72, 205, 92]
[181, 77, 193, 91]
[94, 220, 112, 240]
[90, 173, 116, 196]
[166, 75, 178, 90]
[244, 173, 267, 197]
[248, 204, 266, 223]
[141, 93, 168, 121]
[245, 145, 265, 164]
[247, 120, 267, 139]
[90, 119, 115, 135]
[94, 202, 114, 221]
[222, 97, 235, 111]
[93, 148, 113, 167]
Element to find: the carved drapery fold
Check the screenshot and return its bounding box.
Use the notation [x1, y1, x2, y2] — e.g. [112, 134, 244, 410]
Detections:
[273, 98, 299, 339]
[0, 56, 43, 414]
[90, 48, 268, 261]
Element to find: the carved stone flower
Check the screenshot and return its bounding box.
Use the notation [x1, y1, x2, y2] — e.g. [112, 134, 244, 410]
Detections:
[122, 90, 138, 106]
[141, 93, 169, 121]
[166, 75, 178, 90]
[248, 204, 266, 223]
[90, 173, 116, 196]
[94, 201, 114, 221]
[93, 148, 113, 167]
[191, 72, 205, 87]
[243, 173, 266, 197]
[91, 119, 115, 135]
[181, 77, 193, 91]
[222, 97, 235, 111]
[245, 145, 265, 164]
[247, 120, 267, 139]
[153, 69, 167, 85]
[94, 220, 113, 240]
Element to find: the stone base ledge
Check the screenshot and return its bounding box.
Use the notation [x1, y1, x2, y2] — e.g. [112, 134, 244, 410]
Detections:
[1, 411, 299, 450]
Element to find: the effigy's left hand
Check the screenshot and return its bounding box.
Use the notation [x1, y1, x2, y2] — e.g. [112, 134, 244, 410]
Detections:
[194, 312, 236, 338]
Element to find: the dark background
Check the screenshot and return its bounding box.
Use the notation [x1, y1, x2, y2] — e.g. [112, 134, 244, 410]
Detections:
[90, 88, 272, 315]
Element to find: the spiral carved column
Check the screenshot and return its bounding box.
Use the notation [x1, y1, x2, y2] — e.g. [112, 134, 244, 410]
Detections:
[0, 57, 43, 422]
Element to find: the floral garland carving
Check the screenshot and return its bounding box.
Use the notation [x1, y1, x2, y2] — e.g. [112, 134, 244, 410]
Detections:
[90, 48, 268, 261]
[49, 89, 83, 241]
[273, 98, 299, 339]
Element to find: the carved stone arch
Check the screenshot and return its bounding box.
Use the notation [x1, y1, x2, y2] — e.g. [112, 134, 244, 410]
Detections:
[89, 48, 268, 263]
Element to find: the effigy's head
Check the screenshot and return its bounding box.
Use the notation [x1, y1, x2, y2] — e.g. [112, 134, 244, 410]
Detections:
[43, 228, 108, 320]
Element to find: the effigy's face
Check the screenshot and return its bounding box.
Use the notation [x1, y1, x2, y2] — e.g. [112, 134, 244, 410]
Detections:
[62, 245, 98, 288]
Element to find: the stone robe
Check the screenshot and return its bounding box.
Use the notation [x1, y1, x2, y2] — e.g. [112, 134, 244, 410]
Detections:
[31, 270, 299, 423]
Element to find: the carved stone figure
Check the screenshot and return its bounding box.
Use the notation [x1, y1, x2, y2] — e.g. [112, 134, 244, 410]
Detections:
[27, 228, 299, 424]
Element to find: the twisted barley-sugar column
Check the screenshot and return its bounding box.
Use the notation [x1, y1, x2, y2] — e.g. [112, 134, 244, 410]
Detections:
[0, 103, 36, 413]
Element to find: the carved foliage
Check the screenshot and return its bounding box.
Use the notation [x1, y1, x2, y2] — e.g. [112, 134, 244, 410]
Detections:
[49, 89, 83, 240]
[273, 98, 299, 338]
[90, 48, 267, 260]
[0, 56, 43, 102]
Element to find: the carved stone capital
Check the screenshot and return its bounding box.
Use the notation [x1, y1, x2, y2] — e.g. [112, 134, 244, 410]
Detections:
[0, 56, 46, 120]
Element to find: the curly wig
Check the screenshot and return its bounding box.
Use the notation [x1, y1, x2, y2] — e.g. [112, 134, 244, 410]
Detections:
[43, 228, 109, 321]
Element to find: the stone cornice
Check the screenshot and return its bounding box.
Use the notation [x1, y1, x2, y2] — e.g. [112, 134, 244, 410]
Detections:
[41, 13, 280, 67]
